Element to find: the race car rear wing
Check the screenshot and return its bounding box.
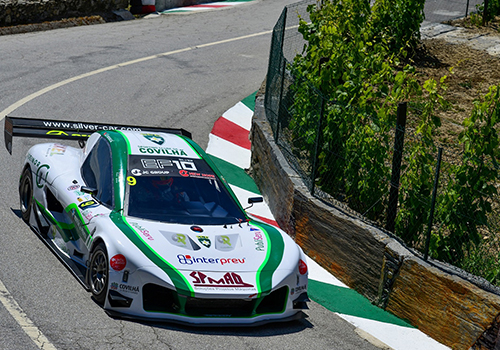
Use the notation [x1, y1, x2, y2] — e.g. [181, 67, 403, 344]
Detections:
[4, 116, 192, 154]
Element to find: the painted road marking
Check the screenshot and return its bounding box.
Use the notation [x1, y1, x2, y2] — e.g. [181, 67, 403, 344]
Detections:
[206, 135, 251, 168]
[206, 93, 451, 350]
[0, 29, 272, 121]
[161, 0, 254, 14]
[0, 278, 57, 350]
[211, 117, 251, 149]
[0, 28, 276, 350]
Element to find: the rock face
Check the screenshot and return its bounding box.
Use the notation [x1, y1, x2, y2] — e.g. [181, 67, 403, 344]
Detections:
[250, 93, 500, 350]
[386, 256, 500, 350]
[0, 0, 128, 26]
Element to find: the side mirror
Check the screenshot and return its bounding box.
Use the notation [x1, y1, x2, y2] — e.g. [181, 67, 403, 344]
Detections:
[80, 186, 98, 197]
[244, 197, 263, 210]
[248, 197, 264, 204]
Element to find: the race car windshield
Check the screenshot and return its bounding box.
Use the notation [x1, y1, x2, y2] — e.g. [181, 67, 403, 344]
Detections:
[126, 157, 246, 225]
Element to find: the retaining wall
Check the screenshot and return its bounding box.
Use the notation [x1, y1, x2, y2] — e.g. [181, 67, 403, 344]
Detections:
[0, 0, 219, 27]
[250, 93, 500, 350]
[0, 0, 129, 26]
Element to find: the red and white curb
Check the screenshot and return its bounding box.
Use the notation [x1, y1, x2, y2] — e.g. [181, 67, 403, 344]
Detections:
[206, 94, 450, 350]
[161, 0, 254, 14]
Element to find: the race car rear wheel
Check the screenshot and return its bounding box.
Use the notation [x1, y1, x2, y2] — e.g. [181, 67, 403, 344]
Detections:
[19, 167, 33, 223]
[90, 243, 109, 305]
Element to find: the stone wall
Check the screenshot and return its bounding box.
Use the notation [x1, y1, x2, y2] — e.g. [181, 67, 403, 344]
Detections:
[250, 94, 500, 350]
[0, 0, 128, 26]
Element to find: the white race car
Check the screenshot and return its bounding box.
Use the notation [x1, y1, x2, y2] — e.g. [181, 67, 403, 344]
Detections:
[5, 116, 309, 325]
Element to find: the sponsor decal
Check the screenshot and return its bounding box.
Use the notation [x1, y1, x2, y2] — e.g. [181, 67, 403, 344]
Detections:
[26, 153, 41, 168]
[163, 232, 201, 251]
[67, 185, 80, 191]
[178, 170, 215, 179]
[47, 143, 67, 156]
[41, 121, 141, 132]
[138, 146, 188, 156]
[142, 170, 170, 176]
[215, 234, 238, 251]
[110, 282, 139, 294]
[131, 169, 142, 176]
[110, 254, 127, 271]
[197, 235, 211, 248]
[299, 259, 308, 275]
[81, 209, 94, 221]
[141, 158, 196, 171]
[129, 222, 154, 241]
[253, 231, 265, 252]
[291, 284, 307, 296]
[177, 254, 245, 266]
[35, 164, 50, 189]
[173, 233, 187, 245]
[78, 200, 99, 209]
[190, 271, 254, 289]
[46, 130, 90, 138]
[218, 235, 231, 246]
[142, 133, 165, 145]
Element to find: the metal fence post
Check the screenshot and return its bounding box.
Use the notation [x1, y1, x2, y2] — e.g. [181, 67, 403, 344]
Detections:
[310, 98, 326, 195]
[386, 102, 407, 233]
[483, 0, 490, 25]
[274, 7, 288, 142]
[466, 0, 470, 17]
[424, 147, 443, 261]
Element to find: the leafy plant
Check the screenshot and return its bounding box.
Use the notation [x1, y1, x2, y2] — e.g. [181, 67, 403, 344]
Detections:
[432, 85, 500, 263]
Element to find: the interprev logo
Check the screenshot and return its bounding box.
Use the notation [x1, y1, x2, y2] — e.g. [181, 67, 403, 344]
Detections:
[177, 254, 245, 266]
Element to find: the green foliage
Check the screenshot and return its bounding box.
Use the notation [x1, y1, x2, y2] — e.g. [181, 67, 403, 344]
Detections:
[460, 239, 500, 286]
[290, 0, 422, 219]
[432, 85, 500, 263]
[474, 1, 500, 24]
[284, 0, 500, 285]
[395, 77, 445, 246]
[370, 0, 426, 52]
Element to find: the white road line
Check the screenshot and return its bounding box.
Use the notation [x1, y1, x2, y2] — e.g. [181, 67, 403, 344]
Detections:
[0, 28, 274, 350]
[0, 29, 272, 121]
[0, 278, 57, 350]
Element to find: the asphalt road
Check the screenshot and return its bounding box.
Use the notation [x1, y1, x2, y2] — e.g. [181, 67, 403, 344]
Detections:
[0, 1, 383, 349]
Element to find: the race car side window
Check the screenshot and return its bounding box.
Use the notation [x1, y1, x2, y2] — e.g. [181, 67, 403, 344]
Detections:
[81, 136, 113, 208]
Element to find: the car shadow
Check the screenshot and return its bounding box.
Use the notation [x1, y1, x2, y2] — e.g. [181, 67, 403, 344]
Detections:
[134, 312, 314, 335]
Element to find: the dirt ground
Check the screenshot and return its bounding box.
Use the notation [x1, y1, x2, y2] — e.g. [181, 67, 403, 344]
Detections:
[413, 20, 500, 144]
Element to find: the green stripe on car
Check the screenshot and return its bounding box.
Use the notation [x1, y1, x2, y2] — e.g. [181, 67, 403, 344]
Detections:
[250, 221, 285, 297]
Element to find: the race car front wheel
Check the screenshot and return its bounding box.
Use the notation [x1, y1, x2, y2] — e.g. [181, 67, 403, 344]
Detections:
[19, 167, 33, 223]
[90, 243, 109, 305]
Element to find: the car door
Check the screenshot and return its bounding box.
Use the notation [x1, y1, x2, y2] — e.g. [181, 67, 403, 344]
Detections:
[69, 135, 115, 262]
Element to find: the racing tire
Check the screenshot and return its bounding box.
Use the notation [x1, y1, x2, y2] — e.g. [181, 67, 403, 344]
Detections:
[90, 243, 109, 305]
[19, 167, 33, 223]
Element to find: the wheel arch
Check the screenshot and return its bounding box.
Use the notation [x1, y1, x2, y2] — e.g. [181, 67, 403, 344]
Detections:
[90, 236, 106, 254]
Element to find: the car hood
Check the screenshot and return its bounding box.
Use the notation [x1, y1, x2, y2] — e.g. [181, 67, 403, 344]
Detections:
[123, 217, 291, 272]
[114, 215, 299, 297]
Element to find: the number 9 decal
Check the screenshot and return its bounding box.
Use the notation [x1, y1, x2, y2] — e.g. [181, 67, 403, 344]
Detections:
[127, 176, 136, 186]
